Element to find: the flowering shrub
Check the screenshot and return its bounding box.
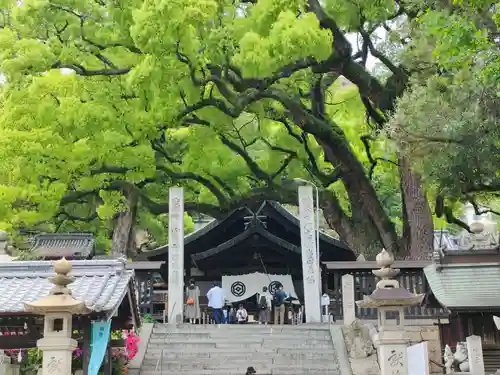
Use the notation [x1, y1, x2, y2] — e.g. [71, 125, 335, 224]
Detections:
[124, 330, 140, 360]
[3, 330, 140, 375]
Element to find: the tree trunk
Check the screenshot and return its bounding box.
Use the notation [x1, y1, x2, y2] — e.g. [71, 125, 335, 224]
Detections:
[399, 156, 434, 259]
[110, 190, 138, 258]
[318, 138, 400, 253]
[320, 191, 383, 257]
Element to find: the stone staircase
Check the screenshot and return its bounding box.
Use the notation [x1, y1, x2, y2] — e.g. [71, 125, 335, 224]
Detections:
[140, 324, 345, 375]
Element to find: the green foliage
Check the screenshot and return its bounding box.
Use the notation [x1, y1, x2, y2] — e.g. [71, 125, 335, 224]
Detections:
[390, 0, 500, 215]
[0, 0, 467, 255]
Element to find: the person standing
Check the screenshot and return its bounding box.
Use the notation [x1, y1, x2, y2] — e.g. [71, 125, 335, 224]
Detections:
[257, 286, 272, 324]
[207, 282, 225, 324]
[185, 279, 201, 324]
[273, 284, 287, 325]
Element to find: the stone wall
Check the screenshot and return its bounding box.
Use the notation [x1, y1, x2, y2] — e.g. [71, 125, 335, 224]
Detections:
[341, 321, 380, 375]
[404, 325, 442, 375]
[341, 320, 443, 375]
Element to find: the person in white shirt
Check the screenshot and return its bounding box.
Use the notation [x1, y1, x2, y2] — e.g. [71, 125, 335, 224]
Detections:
[206, 282, 226, 324]
[236, 304, 248, 324]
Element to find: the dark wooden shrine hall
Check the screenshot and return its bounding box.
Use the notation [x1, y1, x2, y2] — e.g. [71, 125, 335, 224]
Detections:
[140, 201, 355, 282]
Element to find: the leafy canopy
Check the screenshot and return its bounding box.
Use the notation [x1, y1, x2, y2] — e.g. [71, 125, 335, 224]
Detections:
[0, 0, 453, 255]
[389, 0, 500, 220]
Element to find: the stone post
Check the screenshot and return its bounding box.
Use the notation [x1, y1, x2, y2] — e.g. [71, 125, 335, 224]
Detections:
[341, 274, 355, 325]
[466, 335, 485, 375]
[0, 351, 14, 375]
[167, 187, 185, 324]
[298, 185, 321, 323]
[356, 249, 424, 375]
[24, 258, 90, 375]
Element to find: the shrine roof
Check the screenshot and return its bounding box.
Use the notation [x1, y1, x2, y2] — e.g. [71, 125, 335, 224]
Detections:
[191, 224, 301, 261]
[30, 233, 94, 259]
[424, 262, 500, 310]
[0, 259, 135, 316]
[140, 201, 354, 262]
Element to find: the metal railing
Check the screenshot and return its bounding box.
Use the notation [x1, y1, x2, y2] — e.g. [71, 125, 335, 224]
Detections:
[153, 302, 176, 375]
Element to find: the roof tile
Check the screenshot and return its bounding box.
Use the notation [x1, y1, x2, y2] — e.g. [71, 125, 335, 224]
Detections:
[424, 263, 500, 309]
[0, 259, 133, 314]
[31, 233, 94, 258]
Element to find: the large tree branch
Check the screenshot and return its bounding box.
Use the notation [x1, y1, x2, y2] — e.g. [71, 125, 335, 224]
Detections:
[155, 165, 229, 207]
[359, 27, 408, 79]
[218, 134, 271, 181]
[142, 184, 299, 219]
[51, 61, 131, 76]
[360, 135, 399, 180]
[435, 195, 472, 232]
[466, 195, 500, 217]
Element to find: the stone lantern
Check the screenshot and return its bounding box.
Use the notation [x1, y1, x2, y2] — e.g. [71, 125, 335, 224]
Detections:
[24, 258, 90, 375]
[356, 249, 424, 375]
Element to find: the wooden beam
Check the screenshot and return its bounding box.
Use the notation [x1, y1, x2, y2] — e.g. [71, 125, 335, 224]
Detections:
[127, 261, 165, 270]
[104, 344, 112, 375]
[0, 337, 125, 350]
[204, 267, 303, 277]
[0, 336, 38, 349]
[83, 318, 91, 375]
[323, 260, 432, 270]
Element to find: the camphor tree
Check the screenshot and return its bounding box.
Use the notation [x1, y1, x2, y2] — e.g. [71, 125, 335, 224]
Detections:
[0, 0, 482, 257]
[389, 0, 500, 229]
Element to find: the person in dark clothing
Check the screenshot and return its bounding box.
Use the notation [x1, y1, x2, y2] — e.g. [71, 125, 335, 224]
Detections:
[273, 284, 287, 325]
[257, 286, 272, 324]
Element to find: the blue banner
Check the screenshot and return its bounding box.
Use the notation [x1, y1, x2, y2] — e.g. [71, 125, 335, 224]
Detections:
[88, 320, 111, 375]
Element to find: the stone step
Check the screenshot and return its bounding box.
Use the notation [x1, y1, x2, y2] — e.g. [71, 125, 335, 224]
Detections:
[145, 352, 276, 361]
[141, 359, 273, 371]
[149, 341, 217, 348]
[141, 366, 340, 374]
[153, 326, 331, 332]
[143, 358, 338, 370]
[152, 325, 331, 333]
[144, 346, 335, 355]
[141, 324, 340, 375]
[140, 370, 266, 375]
[152, 337, 266, 344]
[140, 370, 338, 375]
[151, 331, 331, 339]
[150, 335, 331, 343]
[141, 362, 339, 371]
[144, 347, 275, 354]
[140, 371, 338, 375]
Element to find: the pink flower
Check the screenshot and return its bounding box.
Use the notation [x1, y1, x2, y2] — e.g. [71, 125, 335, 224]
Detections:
[72, 348, 83, 358]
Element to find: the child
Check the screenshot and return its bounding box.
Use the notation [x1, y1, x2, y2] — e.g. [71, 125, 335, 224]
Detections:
[236, 304, 248, 324]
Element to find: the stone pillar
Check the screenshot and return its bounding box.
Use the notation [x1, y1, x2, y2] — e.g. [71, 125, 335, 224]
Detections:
[298, 185, 321, 323]
[466, 335, 485, 375]
[167, 187, 185, 324]
[24, 258, 90, 375]
[0, 352, 13, 375]
[341, 274, 355, 325]
[377, 310, 409, 375]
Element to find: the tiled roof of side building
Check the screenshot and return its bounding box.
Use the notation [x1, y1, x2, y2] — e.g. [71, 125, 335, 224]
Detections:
[0, 259, 134, 315]
[31, 233, 95, 258]
[424, 262, 500, 310]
